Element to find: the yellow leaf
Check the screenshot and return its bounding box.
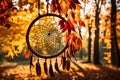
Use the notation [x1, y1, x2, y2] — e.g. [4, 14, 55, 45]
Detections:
[5, 51, 14, 59]
[59, 0, 69, 14]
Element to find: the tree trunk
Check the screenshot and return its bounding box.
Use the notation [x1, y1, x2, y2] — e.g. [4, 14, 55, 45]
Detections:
[110, 0, 120, 67]
[87, 27, 92, 63]
[93, 1, 101, 65]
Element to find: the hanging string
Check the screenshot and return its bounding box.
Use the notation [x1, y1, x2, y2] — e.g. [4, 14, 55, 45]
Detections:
[38, 0, 40, 15]
[46, 0, 49, 13]
[30, 53, 34, 73]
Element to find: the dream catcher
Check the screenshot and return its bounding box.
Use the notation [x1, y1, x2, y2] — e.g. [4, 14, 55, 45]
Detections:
[26, 0, 82, 77]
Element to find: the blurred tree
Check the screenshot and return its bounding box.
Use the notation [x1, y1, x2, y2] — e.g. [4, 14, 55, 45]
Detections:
[87, 25, 92, 63]
[84, 14, 92, 63]
[93, 0, 101, 64]
[110, 0, 120, 67]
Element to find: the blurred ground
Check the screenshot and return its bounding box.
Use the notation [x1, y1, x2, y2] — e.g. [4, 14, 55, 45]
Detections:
[0, 58, 120, 80]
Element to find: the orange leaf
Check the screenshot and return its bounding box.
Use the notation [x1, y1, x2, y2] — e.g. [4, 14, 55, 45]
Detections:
[4, 1, 8, 7]
[50, 4, 56, 12]
[59, 0, 68, 14]
[66, 35, 70, 43]
[76, 38, 82, 49]
[76, 4, 82, 10]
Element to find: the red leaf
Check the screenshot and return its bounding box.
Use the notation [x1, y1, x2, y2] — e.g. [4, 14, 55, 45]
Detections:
[65, 20, 75, 33]
[25, 50, 30, 58]
[69, 3, 76, 9]
[59, 20, 75, 33]
[62, 21, 68, 32]
[50, 0, 57, 12]
[66, 35, 70, 42]
[79, 21, 85, 27]
[50, 0, 61, 13]
[74, 20, 77, 24]
[58, 20, 64, 29]
[66, 50, 70, 58]
[68, 20, 75, 31]
[51, 0, 57, 4]
[4, 1, 8, 7]
[81, 21, 85, 26]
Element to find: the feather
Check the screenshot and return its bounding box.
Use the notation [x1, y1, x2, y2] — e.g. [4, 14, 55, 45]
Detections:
[66, 58, 70, 71]
[55, 58, 62, 74]
[62, 54, 66, 70]
[49, 60, 54, 77]
[36, 58, 41, 76]
[44, 59, 48, 75]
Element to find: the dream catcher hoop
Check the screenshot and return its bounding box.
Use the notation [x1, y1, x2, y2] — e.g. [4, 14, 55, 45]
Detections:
[26, 0, 82, 77]
[26, 13, 68, 58]
[26, 0, 68, 59]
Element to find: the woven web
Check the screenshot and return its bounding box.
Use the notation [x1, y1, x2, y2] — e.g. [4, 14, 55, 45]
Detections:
[29, 16, 67, 56]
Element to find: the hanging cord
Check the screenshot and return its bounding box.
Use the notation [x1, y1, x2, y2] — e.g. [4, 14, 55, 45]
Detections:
[30, 53, 34, 73]
[38, 0, 40, 15]
[38, 0, 49, 15]
[46, 0, 49, 13]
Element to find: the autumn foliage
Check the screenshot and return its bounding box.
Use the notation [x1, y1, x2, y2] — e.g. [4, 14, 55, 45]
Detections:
[50, 0, 82, 14]
[0, 0, 13, 28]
[0, 0, 85, 58]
